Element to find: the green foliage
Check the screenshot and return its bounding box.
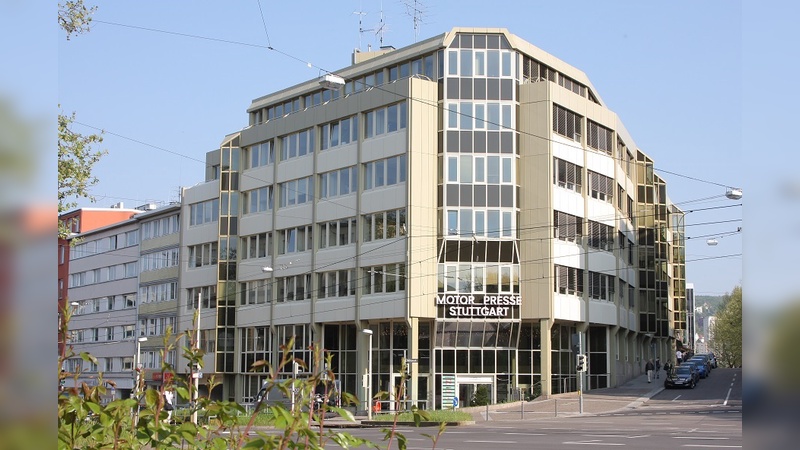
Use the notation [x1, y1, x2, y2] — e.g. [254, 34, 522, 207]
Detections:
[471, 385, 490, 406]
[370, 410, 471, 422]
[58, 110, 106, 237]
[58, 0, 97, 40]
[58, 312, 445, 449]
[710, 285, 742, 367]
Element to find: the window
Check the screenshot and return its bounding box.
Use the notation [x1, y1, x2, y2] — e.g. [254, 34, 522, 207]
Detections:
[318, 217, 357, 249]
[190, 199, 219, 226]
[364, 155, 406, 191]
[277, 225, 313, 255]
[587, 121, 613, 155]
[362, 208, 406, 242]
[588, 171, 614, 203]
[280, 128, 315, 161]
[588, 221, 614, 251]
[140, 247, 180, 272]
[552, 104, 582, 141]
[188, 242, 218, 268]
[276, 274, 312, 302]
[364, 102, 407, 139]
[139, 282, 177, 304]
[141, 215, 179, 240]
[245, 141, 274, 169]
[554, 211, 583, 242]
[362, 264, 406, 295]
[241, 232, 271, 259]
[553, 158, 582, 192]
[279, 177, 314, 208]
[554, 265, 583, 296]
[321, 116, 358, 150]
[317, 269, 356, 298]
[240, 280, 271, 305]
[319, 166, 358, 200]
[187, 285, 217, 309]
[243, 186, 274, 214]
[589, 271, 615, 301]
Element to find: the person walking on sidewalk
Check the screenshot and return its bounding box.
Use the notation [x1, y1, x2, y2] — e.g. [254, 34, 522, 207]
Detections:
[655, 358, 661, 379]
[676, 349, 683, 364]
[645, 359, 655, 383]
[664, 359, 673, 376]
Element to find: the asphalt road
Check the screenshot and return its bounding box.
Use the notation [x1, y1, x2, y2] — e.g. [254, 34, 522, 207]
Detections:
[339, 368, 742, 449]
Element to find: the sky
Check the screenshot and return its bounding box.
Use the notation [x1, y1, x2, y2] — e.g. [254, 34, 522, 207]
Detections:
[51, 0, 752, 297]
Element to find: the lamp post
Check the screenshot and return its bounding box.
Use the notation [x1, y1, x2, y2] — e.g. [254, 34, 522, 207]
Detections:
[362, 329, 373, 420]
[135, 337, 147, 396]
[191, 291, 202, 425]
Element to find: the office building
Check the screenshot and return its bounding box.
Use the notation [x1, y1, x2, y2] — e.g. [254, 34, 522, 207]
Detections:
[175, 27, 685, 408]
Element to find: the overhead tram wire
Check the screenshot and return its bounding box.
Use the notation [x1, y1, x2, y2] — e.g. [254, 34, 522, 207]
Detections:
[91, 19, 741, 193]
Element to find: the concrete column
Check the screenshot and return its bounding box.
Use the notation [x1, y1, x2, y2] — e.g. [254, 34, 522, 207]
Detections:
[409, 317, 418, 407]
[539, 319, 552, 397]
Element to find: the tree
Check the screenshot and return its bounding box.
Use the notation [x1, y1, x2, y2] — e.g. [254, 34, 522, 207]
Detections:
[58, 0, 97, 40]
[710, 286, 742, 367]
[58, 110, 106, 238]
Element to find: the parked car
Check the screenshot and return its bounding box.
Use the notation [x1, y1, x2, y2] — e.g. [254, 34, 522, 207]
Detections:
[682, 360, 708, 379]
[698, 352, 718, 369]
[688, 355, 712, 375]
[665, 365, 697, 389]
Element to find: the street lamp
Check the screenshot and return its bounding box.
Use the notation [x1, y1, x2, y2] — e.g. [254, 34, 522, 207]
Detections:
[362, 329, 373, 420]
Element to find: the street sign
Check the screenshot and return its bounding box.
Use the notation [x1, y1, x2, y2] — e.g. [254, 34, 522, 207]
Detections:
[406, 358, 418, 363]
[441, 375, 456, 410]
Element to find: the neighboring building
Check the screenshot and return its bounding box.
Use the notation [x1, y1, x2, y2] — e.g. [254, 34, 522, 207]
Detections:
[63, 215, 142, 400]
[58, 206, 142, 357]
[686, 283, 695, 351]
[176, 27, 687, 408]
[135, 204, 182, 391]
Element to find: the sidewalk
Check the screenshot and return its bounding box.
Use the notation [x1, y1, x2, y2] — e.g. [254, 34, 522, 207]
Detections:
[468, 372, 665, 421]
[256, 373, 664, 429]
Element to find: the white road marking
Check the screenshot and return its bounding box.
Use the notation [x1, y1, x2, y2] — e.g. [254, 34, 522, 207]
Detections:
[503, 432, 546, 436]
[681, 445, 742, 448]
[723, 388, 732, 406]
[674, 436, 729, 440]
[672, 395, 682, 401]
[563, 440, 625, 446]
[465, 440, 516, 444]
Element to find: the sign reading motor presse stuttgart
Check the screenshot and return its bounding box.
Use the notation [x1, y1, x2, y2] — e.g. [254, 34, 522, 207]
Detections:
[436, 294, 521, 318]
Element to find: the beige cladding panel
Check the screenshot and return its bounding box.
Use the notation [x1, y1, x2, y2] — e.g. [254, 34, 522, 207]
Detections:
[139, 266, 179, 285]
[518, 82, 554, 320]
[406, 77, 438, 319]
[139, 234, 180, 253]
[139, 299, 178, 316]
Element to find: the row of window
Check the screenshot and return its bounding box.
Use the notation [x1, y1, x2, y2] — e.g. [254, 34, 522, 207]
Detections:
[438, 263, 520, 293]
[446, 208, 514, 238]
[319, 166, 358, 200]
[72, 294, 136, 315]
[69, 325, 135, 343]
[447, 48, 514, 78]
[446, 101, 513, 131]
[364, 154, 407, 190]
[138, 316, 177, 337]
[70, 231, 139, 260]
[188, 242, 217, 268]
[139, 282, 178, 304]
[69, 262, 137, 288]
[278, 176, 314, 208]
[189, 199, 219, 226]
[554, 265, 632, 304]
[319, 218, 357, 249]
[63, 356, 134, 374]
[246, 102, 407, 169]
[363, 208, 406, 242]
[141, 215, 179, 241]
[140, 247, 180, 272]
[447, 155, 514, 184]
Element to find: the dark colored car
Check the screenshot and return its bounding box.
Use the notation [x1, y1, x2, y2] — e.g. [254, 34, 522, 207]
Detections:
[665, 365, 696, 389]
[697, 353, 718, 369]
[682, 360, 707, 379]
[688, 355, 712, 375]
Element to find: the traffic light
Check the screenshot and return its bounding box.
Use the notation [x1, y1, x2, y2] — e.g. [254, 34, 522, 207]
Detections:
[576, 354, 587, 372]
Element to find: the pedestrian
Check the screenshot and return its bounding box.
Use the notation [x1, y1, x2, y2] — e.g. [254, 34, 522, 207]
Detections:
[655, 358, 661, 379]
[676, 349, 683, 364]
[645, 359, 655, 383]
[664, 360, 673, 376]
[163, 390, 174, 422]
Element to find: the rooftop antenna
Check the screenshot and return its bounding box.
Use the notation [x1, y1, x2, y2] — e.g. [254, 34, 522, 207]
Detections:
[375, 2, 386, 47]
[402, 0, 426, 42]
[353, 8, 368, 51]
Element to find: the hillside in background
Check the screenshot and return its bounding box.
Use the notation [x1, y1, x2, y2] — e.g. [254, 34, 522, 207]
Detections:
[696, 295, 725, 314]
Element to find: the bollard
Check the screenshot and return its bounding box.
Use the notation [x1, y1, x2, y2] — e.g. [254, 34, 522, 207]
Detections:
[520, 399, 524, 419]
[485, 403, 489, 421]
[555, 398, 558, 417]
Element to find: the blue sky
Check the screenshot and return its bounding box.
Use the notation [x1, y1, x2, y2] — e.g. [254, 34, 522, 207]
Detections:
[52, 1, 753, 297]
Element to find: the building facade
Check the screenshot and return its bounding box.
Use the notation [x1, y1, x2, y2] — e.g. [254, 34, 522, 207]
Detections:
[174, 28, 687, 409]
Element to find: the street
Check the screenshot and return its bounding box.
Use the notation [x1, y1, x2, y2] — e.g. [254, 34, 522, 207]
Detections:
[331, 368, 742, 449]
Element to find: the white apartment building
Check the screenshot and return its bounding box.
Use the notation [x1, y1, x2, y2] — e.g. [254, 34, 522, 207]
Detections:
[177, 28, 686, 408]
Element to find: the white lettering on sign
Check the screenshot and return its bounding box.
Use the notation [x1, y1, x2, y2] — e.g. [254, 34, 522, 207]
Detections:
[435, 294, 521, 318]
